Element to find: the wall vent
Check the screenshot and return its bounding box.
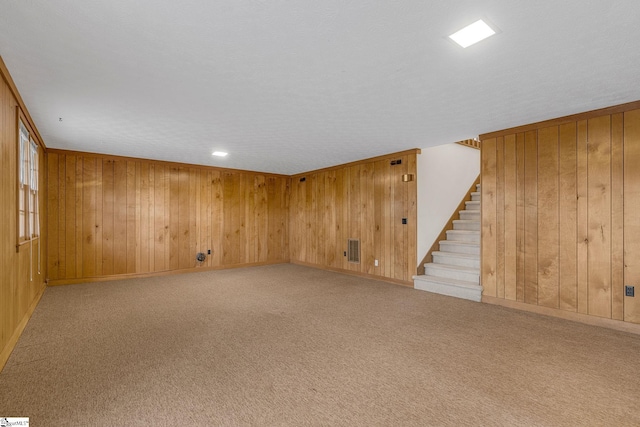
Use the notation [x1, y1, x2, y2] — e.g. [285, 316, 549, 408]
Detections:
[347, 239, 360, 263]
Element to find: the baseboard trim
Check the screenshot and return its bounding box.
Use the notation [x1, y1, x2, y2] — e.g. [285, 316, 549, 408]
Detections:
[290, 260, 413, 287]
[47, 260, 290, 286]
[482, 296, 640, 336]
[0, 285, 46, 373]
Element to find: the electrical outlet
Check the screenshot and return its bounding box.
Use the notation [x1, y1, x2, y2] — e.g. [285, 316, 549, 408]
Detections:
[207, 249, 211, 255]
[626, 285, 635, 297]
[374, 259, 379, 267]
[344, 251, 347, 257]
[402, 218, 407, 225]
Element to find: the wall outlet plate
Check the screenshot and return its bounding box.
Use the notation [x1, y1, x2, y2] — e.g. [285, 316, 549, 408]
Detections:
[626, 285, 635, 297]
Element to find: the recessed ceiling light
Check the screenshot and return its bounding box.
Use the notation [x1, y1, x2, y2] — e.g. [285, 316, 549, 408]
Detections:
[212, 151, 228, 157]
[449, 19, 496, 48]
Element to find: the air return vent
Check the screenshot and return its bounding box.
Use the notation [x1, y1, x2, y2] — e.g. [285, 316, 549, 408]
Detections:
[347, 239, 360, 263]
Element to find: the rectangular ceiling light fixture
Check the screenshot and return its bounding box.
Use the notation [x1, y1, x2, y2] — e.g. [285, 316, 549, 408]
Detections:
[449, 19, 496, 48]
[212, 151, 228, 157]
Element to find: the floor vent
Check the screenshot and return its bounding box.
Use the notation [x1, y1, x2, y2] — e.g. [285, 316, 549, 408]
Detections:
[348, 239, 360, 263]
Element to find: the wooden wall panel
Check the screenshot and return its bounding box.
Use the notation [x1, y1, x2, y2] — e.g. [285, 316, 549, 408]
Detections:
[537, 126, 559, 308]
[576, 120, 589, 314]
[113, 160, 127, 275]
[65, 155, 77, 277]
[392, 161, 405, 281]
[495, 137, 505, 299]
[610, 113, 624, 321]
[481, 138, 497, 297]
[558, 123, 577, 311]
[288, 151, 418, 285]
[75, 157, 83, 278]
[95, 159, 103, 276]
[82, 157, 96, 278]
[624, 109, 640, 324]
[586, 115, 612, 318]
[503, 134, 517, 300]
[102, 160, 114, 275]
[515, 133, 526, 302]
[47, 153, 60, 279]
[46, 151, 290, 284]
[481, 104, 640, 325]
[524, 131, 538, 305]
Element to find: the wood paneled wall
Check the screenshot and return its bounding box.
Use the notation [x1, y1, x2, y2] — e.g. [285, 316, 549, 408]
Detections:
[47, 151, 290, 284]
[481, 102, 640, 324]
[1, 60, 47, 369]
[289, 150, 418, 285]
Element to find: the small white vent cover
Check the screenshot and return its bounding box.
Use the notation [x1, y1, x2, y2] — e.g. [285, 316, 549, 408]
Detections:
[348, 239, 360, 264]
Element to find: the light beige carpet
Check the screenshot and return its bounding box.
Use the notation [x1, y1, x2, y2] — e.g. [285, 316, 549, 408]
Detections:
[1, 264, 639, 426]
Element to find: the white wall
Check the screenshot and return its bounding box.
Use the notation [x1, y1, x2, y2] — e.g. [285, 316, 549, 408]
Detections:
[417, 143, 480, 266]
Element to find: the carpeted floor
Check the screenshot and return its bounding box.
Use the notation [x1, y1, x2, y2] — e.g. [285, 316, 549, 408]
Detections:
[1, 264, 639, 426]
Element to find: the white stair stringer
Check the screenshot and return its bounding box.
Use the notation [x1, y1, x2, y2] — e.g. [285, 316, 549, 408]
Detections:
[414, 183, 483, 302]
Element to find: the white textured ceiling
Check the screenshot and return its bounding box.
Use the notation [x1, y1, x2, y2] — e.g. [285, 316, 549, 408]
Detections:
[1, 1, 639, 174]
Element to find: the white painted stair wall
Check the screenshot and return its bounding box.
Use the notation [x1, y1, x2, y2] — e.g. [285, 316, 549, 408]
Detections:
[413, 184, 483, 301]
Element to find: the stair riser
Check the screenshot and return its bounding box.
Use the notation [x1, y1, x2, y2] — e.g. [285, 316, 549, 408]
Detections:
[465, 201, 480, 211]
[471, 192, 481, 201]
[453, 221, 480, 231]
[432, 254, 480, 268]
[424, 265, 479, 282]
[446, 231, 480, 243]
[439, 241, 480, 255]
[413, 279, 483, 302]
[459, 211, 480, 221]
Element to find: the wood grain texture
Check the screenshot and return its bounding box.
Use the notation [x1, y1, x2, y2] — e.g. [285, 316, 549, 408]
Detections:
[503, 134, 517, 301]
[515, 133, 526, 302]
[624, 109, 640, 324]
[610, 113, 624, 321]
[536, 126, 559, 308]
[524, 130, 538, 304]
[496, 137, 505, 298]
[586, 115, 611, 318]
[576, 120, 588, 314]
[481, 103, 640, 325]
[558, 122, 577, 311]
[288, 152, 418, 284]
[481, 138, 497, 297]
[46, 152, 290, 283]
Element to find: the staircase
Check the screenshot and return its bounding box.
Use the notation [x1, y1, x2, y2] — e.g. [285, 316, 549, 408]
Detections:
[413, 184, 483, 302]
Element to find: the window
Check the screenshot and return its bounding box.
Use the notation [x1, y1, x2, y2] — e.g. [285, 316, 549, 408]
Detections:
[29, 138, 40, 238]
[18, 118, 40, 244]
